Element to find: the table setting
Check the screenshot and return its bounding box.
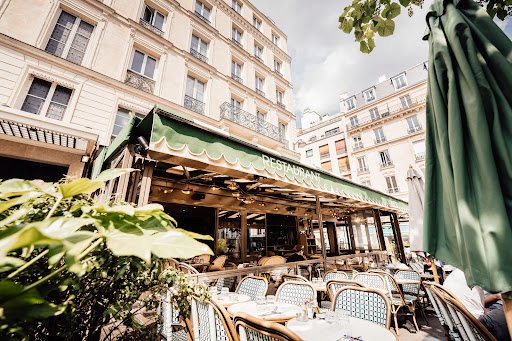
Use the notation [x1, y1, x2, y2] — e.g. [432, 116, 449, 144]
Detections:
[227, 296, 303, 322]
[210, 287, 251, 307]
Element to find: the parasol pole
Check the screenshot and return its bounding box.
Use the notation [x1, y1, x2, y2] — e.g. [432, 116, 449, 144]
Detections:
[503, 292, 512, 338]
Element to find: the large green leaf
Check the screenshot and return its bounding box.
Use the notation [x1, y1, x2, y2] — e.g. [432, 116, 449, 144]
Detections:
[105, 231, 153, 263]
[151, 230, 213, 259]
[0, 257, 25, 272]
[376, 19, 395, 37]
[0, 179, 37, 199]
[340, 18, 354, 33]
[0, 192, 42, 214]
[94, 168, 136, 182]
[59, 178, 104, 198]
[0, 208, 29, 228]
[381, 2, 401, 19]
[175, 229, 214, 241]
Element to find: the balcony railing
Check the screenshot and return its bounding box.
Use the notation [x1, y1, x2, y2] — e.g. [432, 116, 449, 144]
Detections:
[346, 93, 427, 132]
[184, 95, 205, 115]
[139, 18, 163, 36]
[353, 143, 364, 151]
[256, 89, 265, 97]
[358, 167, 369, 173]
[125, 70, 155, 93]
[194, 11, 211, 24]
[275, 69, 283, 77]
[387, 187, 400, 194]
[408, 125, 423, 134]
[231, 73, 243, 84]
[374, 136, 387, 144]
[380, 160, 393, 168]
[254, 55, 264, 63]
[277, 101, 286, 109]
[220, 102, 287, 144]
[415, 152, 426, 161]
[232, 38, 243, 48]
[190, 48, 208, 63]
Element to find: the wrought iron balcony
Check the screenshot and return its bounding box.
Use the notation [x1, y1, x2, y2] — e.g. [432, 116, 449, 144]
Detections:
[353, 143, 364, 151]
[387, 187, 400, 194]
[190, 48, 208, 63]
[194, 11, 211, 24]
[345, 93, 427, 132]
[232, 38, 243, 48]
[220, 102, 286, 144]
[254, 55, 264, 63]
[358, 167, 369, 173]
[408, 125, 423, 134]
[231, 73, 243, 84]
[374, 136, 387, 144]
[256, 89, 265, 97]
[275, 69, 283, 77]
[277, 101, 286, 109]
[184, 95, 205, 115]
[139, 18, 163, 36]
[415, 152, 426, 161]
[380, 160, 393, 169]
[125, 70, 155, 93]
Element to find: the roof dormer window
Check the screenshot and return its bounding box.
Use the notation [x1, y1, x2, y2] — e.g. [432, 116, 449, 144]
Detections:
[363, 88, 376, 103]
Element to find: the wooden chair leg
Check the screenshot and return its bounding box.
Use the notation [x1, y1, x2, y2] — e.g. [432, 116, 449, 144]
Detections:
[394, 312, 400, 336]
[412, 312, 420, 332]
[419, 305, 430, 326]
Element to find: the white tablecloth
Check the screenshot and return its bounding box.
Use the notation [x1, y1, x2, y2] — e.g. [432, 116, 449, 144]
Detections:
[228, 301, 303, 322]
[287, 317, 396, 341]
[312, 282, 327, 291]
[214, 293, 251, 307]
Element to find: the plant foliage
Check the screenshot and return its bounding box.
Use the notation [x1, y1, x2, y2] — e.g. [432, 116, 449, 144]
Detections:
[0, 170, 213, 340]
[339, 0, 512, 53]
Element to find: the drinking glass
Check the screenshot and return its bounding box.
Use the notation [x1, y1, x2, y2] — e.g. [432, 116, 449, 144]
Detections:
[256, 296, 266, 312]
[221, 287, 229, 295]
[325, 311, 336, 324]
[338, 310, 351, 338]
[209, 286, 218, 296]
[266, 295, 275, 305]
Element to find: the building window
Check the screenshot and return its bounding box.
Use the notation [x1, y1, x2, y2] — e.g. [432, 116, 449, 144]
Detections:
[325, 127, 340, 137]
[274, 60, 282, 75]
[129, 50, 157, 79]
[21, 77, 73, 121]
[379, 150, 393, 168]
[309, 136, 317, 142]
[345, 97, 356, 111]
[271, 33, 280, 46]
[254, 44, 263, 60]
[253, 16, 261, 30]
[369, 107, 380, 121]
[373, 127, 386, 144]
[278, 122, 286, 141]
[406, 115, 422, 133]
[335, 139, 347, 154]
[190, 34, 208, 62]
[319, 144, 329, 160]
[321, 160, 332, 171]
[353, 136, 363, 150]
[231, 60, 243, 83]
[194, 1, 211, 23]
[141, 4, 165, 31]
[256, 111, 265, 132]
[111, 108, 143, 141]
[185, 75, 205, 114]
[385, 175, 399, 193]
[361, 180, 371, 187]
[276, 90, 284, 107]
[232, 0, 242, 14]
[392, 74, 407, 90]
[232, 27, 243, 47]
[338, 156, 350, 172]
[349, 116, 359, 127]
[357, 156, 368, 173]
[363, 88, 376, 103]
[231, 98, 242, 121]
[255, 76, 264, 96]
[414, 140, 426, 160]
[400, 94, 412, 108]
[45, 11, 94, 65]
[305, 149, 313, 158]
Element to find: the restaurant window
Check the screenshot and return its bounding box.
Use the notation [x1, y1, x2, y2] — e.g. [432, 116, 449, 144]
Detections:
[267, 214, 297, 255]
[218, 210, 242, 260]
[335, 139, 347, 154]
[392, 73, 407, 90]
[195, 0, 211, 23]
[141, 3, 165, 31]
[325, 127, 340, 137]
[46, 10, 94, 65]
[369, 107, 380, 121]
[373, 127, 386, 144]
[313, 220, 330, 254]
[253, 16, 261, 30]
[305, 149, 313, 158]
[349, 115, 359, 127]
[232, 0, 242, 14]
[385, 175, 399, 193]
[321, 160, 332, 171]
[319, 144, 330, 160]
[129, 49, 157, 79]
[21, 77, 73, 121]
[338, 156, 350, 172]
[247, 212, 266, 259]
[351, 214, 368, 250]
[164, 204, 215, 251]
[345, 97, 356, 111]
[111, 107, 144, 142]
[363, 88, 376, 103]
[400, 94, 412, 108]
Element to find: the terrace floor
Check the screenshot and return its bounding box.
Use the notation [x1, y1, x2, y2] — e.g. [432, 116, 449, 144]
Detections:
[397, 309, 444, 341]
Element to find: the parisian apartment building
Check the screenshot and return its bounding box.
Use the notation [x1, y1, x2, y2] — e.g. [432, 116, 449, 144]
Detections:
[0, 0, 296, 181]
[297, 61, 427, 201]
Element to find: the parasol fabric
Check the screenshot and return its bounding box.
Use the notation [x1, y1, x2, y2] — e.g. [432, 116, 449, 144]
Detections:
[406, 167, 425, 253]
[423, 0, 512, 293]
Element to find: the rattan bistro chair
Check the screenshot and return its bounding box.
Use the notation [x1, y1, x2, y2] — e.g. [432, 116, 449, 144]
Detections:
[190, 296, 238, 341]
[423, 282, 461, 341]
[281, 273, 308, 282]
[325, 279, 365, 303]
[159, 289, 191, 341]
[353, 273, 387, 292]
[332, 286, 392, 329]
[323, 270, 348, 282]
[208, 255, 227, 271]
[276, 281, 316, 307]
[234, 312, 302, 341]
[236, 276, 269, 301]
[178, 262, 199, 275]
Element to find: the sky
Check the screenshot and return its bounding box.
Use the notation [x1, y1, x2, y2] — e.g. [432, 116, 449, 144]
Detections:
[251, 0, 512, 128]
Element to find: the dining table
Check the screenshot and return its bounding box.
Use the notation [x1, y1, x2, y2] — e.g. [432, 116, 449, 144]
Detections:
[213, 293, 251, 307]
[227, 301, 303, 323]
[287, 316, 397, 341]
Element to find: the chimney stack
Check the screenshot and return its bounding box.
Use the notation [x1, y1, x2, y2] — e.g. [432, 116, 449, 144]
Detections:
[378, 74, 387, 83]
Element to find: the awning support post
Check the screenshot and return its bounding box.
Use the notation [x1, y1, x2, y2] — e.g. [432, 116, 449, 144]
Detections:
[316, 196, 327, 269]
[391, 213, 406, 263]
[137, 160, 155, 207]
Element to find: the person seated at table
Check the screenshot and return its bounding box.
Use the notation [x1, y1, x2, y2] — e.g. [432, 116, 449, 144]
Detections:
[286, 245, 306, 263]
[444, 269, 510, 341]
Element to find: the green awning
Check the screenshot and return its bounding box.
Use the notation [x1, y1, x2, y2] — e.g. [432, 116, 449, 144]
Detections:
[141, 106, 408, 213]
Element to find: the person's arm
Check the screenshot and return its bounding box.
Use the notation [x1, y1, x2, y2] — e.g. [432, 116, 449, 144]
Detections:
[484, 293, 502, 308]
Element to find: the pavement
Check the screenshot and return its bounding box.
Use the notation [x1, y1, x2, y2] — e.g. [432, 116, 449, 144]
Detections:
[397, 309, 445, 341]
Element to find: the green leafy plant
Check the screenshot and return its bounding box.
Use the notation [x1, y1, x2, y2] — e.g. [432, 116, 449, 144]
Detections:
[0, 169, 213, 340]
[216, 238, 228, 254]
